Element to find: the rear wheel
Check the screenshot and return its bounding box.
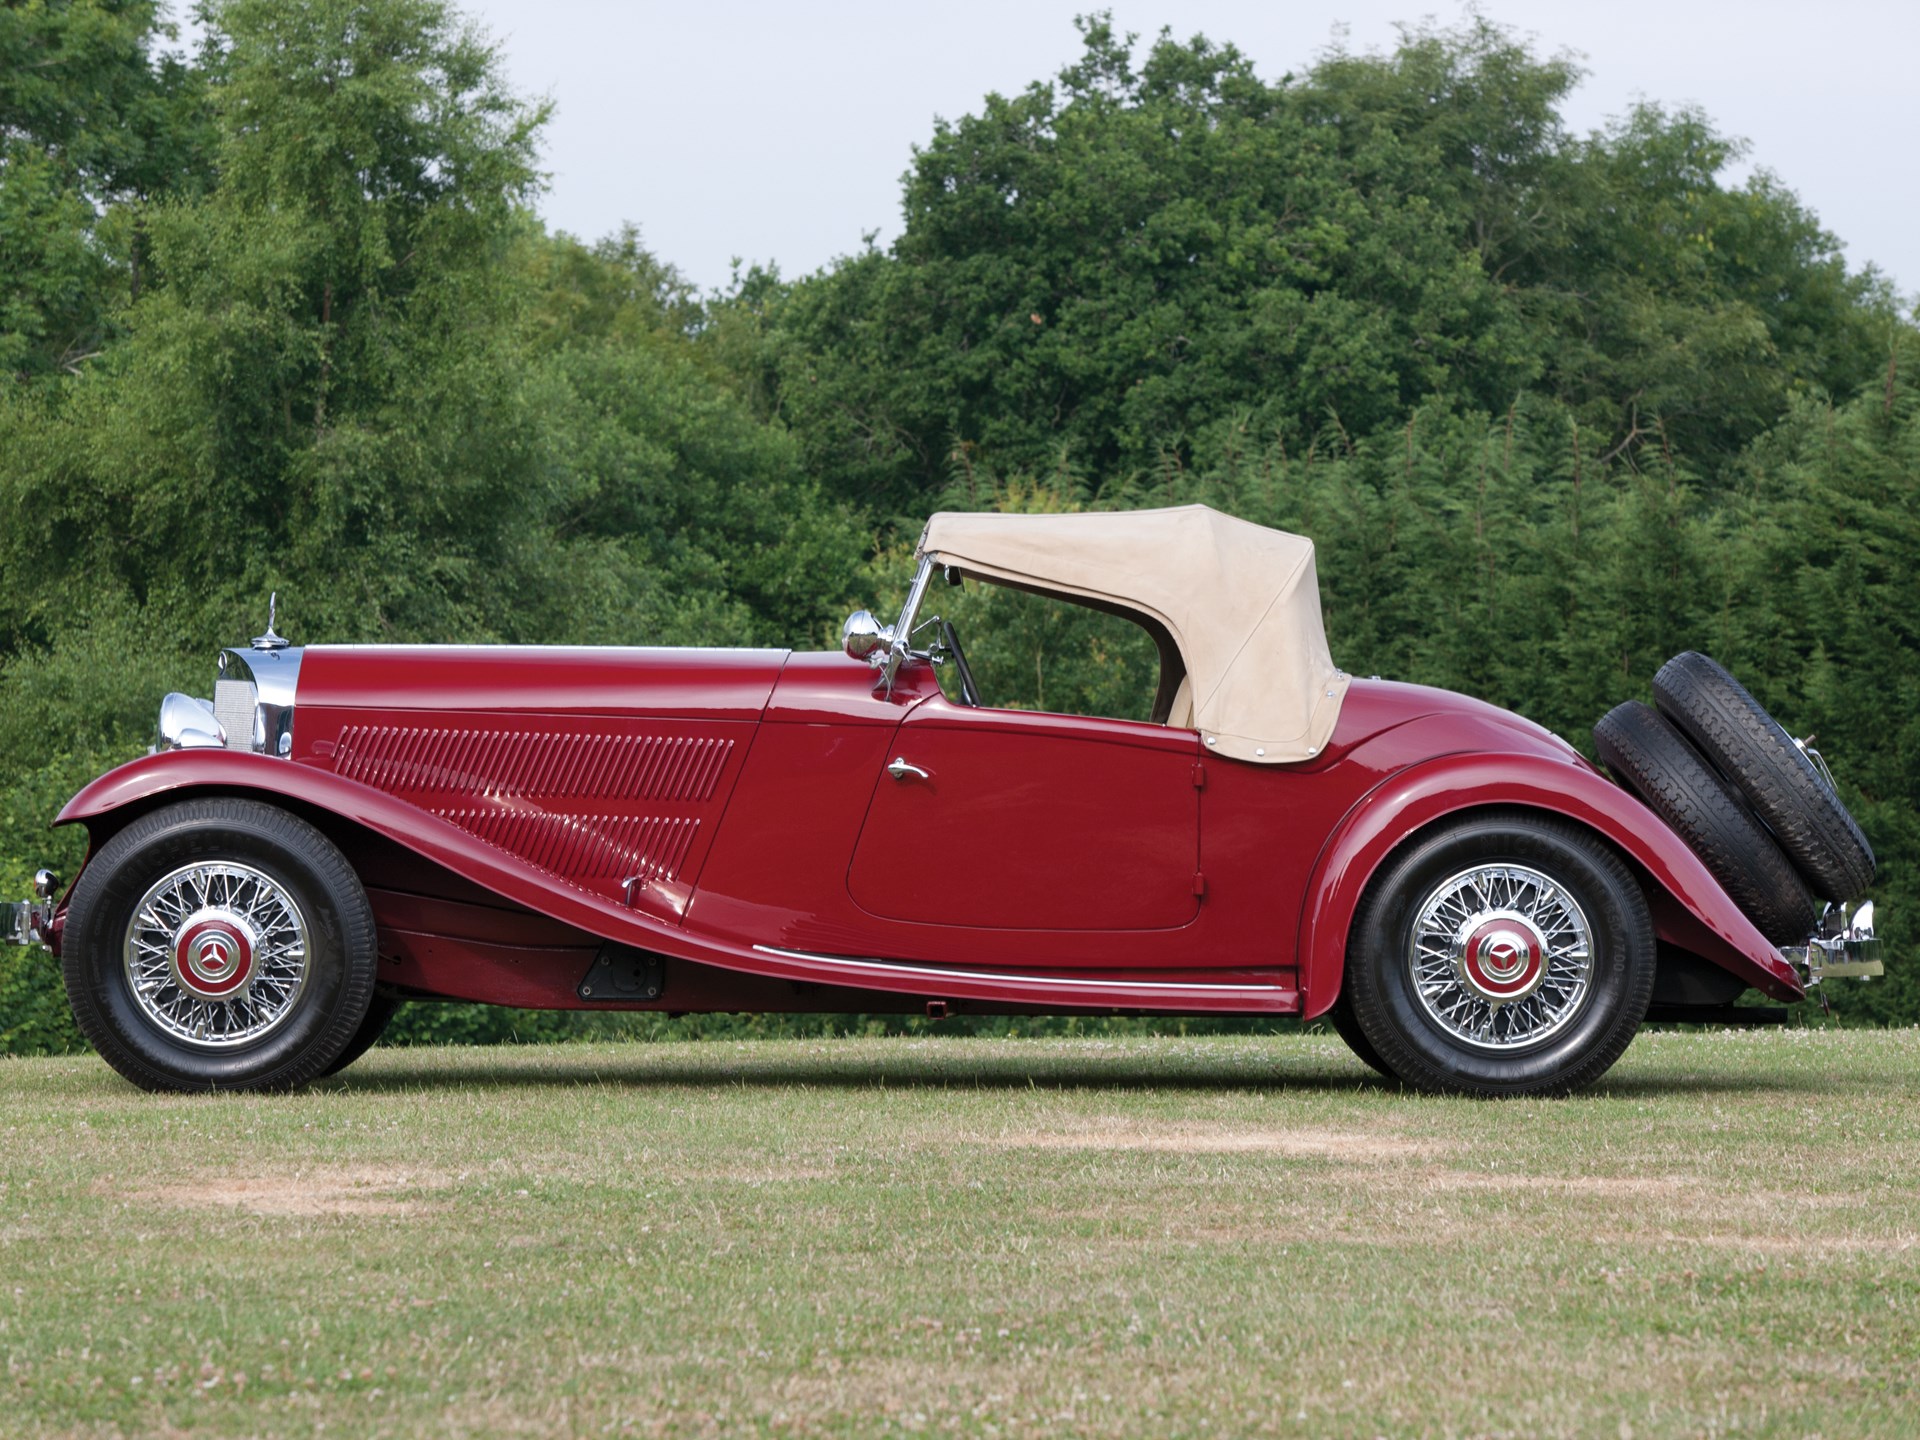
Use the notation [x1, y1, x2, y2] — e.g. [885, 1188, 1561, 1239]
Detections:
[62, 799, 377, 1093]
[1345, 811, 1655, 1097]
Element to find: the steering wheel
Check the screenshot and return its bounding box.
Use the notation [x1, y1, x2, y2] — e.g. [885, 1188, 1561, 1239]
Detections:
[940, 618, 982, 708]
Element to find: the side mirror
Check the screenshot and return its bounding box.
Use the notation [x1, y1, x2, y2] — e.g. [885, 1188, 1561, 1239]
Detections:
[841, 610, 892, 663]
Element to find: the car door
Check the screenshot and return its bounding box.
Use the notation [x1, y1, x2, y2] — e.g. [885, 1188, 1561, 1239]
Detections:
[846, 694, 1203, 933]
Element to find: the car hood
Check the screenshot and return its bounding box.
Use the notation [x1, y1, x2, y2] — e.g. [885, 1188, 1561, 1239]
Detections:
[294, 645, 791, 722]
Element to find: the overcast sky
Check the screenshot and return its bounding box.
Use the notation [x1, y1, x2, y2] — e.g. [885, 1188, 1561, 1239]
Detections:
[462, 1, 1915, 301]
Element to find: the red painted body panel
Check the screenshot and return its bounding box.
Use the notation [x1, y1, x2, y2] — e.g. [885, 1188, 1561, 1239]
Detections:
[762, 651, 939, 726]
[295, 644, 788, 719]
[50, 652, 1801, 1017]
[691, 656, 1292, 973]
[848, 701, 1202, 931]
[54, 748, 1295, 1011]
[305, 711, 750, 923]
[287, 645, 785, 921]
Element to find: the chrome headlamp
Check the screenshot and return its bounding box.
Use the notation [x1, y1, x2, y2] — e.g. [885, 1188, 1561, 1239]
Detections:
[156, 596, 303, 757]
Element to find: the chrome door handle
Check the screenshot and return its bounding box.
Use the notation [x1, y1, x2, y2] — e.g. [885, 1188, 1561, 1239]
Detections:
[886, 756, 930, 782]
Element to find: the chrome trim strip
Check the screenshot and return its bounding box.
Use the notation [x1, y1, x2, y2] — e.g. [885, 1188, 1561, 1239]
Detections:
[750, 944, 1289, 994]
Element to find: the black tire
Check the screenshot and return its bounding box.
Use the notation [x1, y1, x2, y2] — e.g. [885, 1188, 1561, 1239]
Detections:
[321, 993, 401, 1077]
[1593, 701, 1816, 944]
[1652, 651, 1874, 902]
[62, 798, 377, 1093]
[1345, 811, 1655, 1097]
[1323, 994, 1394, 1081]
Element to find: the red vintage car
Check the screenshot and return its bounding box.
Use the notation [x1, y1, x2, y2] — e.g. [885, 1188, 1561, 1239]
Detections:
[4, 506, 1884, 1095]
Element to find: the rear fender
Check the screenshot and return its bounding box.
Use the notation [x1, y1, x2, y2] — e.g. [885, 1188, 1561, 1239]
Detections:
[1296, 751, 1805, 1018]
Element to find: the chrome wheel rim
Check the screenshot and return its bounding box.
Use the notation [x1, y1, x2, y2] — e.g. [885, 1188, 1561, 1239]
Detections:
[122, 862, 311, 1049]
[1409, 864, 1595, 1052]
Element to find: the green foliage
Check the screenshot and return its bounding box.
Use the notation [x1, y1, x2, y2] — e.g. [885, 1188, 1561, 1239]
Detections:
[752, 17, 1892, 515]
[0, 0, 864, 1047]
[0, 0, 208, 380]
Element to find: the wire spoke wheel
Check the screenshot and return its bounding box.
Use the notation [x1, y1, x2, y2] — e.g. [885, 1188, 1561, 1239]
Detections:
[122, 861, 311, 1049]
[1346, 813, 1653, 1096]
[64, 799, 378, 1092]
[1408, 863, 1595, 1052]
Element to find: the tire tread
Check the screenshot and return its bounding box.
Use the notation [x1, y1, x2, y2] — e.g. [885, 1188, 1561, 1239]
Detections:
[1323, 994, 1394, 1081]
[1592, 700, 1814, 944]
[1345, 810, 1655, 1097]
[1652, 651, 1873, 902]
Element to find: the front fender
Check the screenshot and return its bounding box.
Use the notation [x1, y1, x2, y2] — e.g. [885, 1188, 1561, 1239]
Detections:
[1296, 751, 1805, 1018]
[56, 749, 724, 954]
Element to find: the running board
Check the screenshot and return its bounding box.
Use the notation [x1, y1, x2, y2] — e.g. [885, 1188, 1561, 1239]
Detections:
[749, 945, 1297, 1013]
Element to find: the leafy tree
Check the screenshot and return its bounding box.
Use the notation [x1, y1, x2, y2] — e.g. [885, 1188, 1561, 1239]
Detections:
[0, 0, 864, 1050]
[749, 17, 1894, 516]
[2, 2, 1915, 1050]
[0, 0, 207, 380]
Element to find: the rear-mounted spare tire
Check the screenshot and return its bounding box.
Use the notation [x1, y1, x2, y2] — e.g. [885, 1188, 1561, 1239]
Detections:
[1651, 651, 1874, 902]
[1592, 700, 1815, 945]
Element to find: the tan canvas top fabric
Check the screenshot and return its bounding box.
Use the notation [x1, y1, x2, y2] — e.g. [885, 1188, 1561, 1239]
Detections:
[918, 505, 1349, 763]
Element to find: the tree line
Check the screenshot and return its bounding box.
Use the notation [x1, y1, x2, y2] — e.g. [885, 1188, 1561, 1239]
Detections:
[2, 0, 1914, 1049]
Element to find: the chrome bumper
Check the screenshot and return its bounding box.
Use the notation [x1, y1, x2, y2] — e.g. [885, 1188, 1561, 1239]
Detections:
[1782, 900, 1884, 984]
[3, 869, 61, 949]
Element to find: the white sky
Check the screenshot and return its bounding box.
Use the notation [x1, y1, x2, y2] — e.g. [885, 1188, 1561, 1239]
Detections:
[428, 4, 1920, 301]
[468, 0, 1920, 301]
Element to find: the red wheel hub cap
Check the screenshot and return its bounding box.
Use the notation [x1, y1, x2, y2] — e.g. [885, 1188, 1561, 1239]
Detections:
[1459, 917, 1544, 1001]
[171, 915, 256, 999]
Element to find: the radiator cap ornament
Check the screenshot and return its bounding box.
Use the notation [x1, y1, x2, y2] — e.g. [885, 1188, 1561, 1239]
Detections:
[251, 592, 289, 651]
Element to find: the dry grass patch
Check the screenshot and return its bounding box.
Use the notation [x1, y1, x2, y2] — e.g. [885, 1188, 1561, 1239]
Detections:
[976, 1118, 1443, 1160]
[113, 1166, 452, 1217]
[1424, 1169, 1695, 1197]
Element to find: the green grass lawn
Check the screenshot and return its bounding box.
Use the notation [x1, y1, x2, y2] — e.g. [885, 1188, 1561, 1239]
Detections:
[2, 1028, 1917, 1438]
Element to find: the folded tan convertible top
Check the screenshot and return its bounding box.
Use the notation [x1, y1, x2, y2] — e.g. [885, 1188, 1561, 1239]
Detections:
[918, 505, 1349, 764]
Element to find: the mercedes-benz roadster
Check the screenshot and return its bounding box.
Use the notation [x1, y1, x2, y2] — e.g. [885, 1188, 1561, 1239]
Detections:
[5, 506, 1884, 1095]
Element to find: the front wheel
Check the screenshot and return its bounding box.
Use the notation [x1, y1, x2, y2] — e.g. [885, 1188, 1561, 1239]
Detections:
[321, 993, 402, 1077]
[62, 798, 378, 1093]
[1344, 812, 1655, 1097]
